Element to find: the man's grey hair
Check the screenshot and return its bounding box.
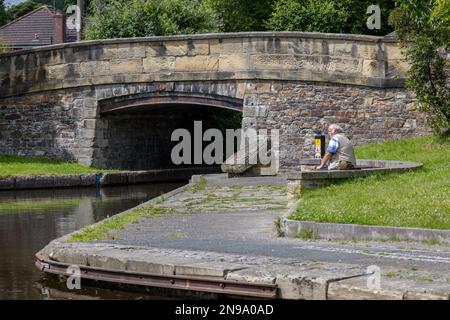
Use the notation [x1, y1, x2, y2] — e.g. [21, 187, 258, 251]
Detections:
[328, 124, 343, 133]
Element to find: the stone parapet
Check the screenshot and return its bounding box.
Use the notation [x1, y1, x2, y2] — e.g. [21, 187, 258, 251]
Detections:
[0, 32, 407, 98]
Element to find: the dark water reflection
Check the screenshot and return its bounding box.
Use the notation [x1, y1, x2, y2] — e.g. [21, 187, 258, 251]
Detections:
[0, 182, 184, 300]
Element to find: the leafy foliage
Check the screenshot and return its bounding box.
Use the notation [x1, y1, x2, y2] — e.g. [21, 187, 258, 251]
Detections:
[84, 0, 218, 39]
[33, 0, 65, 9]
[204, 0, 275, 32]
[5, 0, 40, 21]
[266, 0, 395, 36]
[0, 0, 7, 26]
[389, 0, 450, 135]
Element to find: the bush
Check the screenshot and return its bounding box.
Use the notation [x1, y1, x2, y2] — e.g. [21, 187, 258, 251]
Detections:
[266, 0, 395, 36]
[204, 0, 275, 32]
[84, 0, 218, 39]
[389, 0, 449, 136]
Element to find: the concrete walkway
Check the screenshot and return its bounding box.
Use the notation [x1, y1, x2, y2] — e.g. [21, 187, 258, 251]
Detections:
[38, 175, 450, 299]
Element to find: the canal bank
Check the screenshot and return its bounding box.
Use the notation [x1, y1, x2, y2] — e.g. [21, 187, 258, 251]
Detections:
[35, 174, 450, 300]
[0, 167, 219, 190]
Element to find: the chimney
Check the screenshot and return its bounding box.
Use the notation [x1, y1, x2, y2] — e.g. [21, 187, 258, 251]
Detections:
[53, 13, 66, 44]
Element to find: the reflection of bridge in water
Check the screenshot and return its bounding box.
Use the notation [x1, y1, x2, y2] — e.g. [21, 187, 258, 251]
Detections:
[0, 32, 430, 172]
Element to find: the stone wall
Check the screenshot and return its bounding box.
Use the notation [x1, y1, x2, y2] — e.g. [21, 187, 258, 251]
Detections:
[0, 79, 430, 170]
[243, 81, 430, 168]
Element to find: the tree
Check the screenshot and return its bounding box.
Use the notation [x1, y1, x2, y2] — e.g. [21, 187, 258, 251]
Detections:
[389, 0, 449, 135]
[204, 0, 275, 32]
[84, 0, 218, 39]
[6, 1, 41, 21]
[34, 0, 65, 10]
[0, 0, 8, 26]
[266, 0, 348, 33]
[266, 0, 395, 36]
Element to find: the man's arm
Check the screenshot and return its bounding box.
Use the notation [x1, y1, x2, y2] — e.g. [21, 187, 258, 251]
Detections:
[316, 135, 339, 170]
[316, 152, 332, 170]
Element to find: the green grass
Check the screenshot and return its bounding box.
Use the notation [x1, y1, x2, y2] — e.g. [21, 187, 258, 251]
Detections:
[290, 136, 450, 230]
[68, 205, 174, 242]
[188, 176, 208, 193]
[274, 217, 283, 236]
[0, 155, 117, 177]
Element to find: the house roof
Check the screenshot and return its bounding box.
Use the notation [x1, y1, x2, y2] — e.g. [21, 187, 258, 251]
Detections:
[0, 6, 76, 49]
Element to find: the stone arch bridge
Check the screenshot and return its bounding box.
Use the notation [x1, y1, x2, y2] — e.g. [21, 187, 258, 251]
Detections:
[0, 32, 429, 170]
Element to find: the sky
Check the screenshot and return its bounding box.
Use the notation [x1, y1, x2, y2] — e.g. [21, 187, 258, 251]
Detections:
[5, 0, 28, 6]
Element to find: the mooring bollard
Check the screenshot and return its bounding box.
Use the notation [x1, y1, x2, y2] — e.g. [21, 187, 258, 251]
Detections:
[95, 173, 103, 197]
[314, 130, 326, 160]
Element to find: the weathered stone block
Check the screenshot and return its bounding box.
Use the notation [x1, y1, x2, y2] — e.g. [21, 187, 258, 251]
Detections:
[50, 249, 88, 266]
[331, 40, 356, 57]
[210, 38, 244, 54]
[358, 43, 383, 60]
[127, 260, 176, 275]
[235, 82, 247, 99]
[175, 56, 219, 72]
[251, 54, 300, 70]
[164, 40, 188, 56]
[245, 82, 272, 93]
[101, 45, 119, 59]
[145, 42, 166, 56]
[175, 262, 244, 278]
[218, 55, 247, 71]
[117, 44, 146, 59]
[327, 280, 404, 300]
[143, 56, 175, 72]
[362, 59, 384, 77]
[243, 94, 258, 107]
[225, 269, 276, 285]
[80, 61, 110, 76]
[188, 39, 209, 56]
[276, 274, 327, 300]
[109, 59, 143, 74]
[46, 64, 80, 80]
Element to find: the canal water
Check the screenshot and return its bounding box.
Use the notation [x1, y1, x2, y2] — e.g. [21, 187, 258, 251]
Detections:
[0, 182, 185, 300]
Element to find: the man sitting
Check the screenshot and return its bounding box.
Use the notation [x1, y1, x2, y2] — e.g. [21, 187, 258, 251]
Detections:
[316, 124, 356, 170]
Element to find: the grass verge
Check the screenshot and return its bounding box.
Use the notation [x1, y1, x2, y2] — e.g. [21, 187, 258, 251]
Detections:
[0, 155, 117, 178]
[290, 136, 450, 230]
[67, 205, 174, 242]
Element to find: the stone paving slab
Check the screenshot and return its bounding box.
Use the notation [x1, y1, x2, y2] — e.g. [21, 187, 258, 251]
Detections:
[327, 274, 450, 300]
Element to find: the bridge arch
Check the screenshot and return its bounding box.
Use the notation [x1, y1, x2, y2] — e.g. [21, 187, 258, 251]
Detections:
[98, 92, 243, 115]
[92, 85, 243, 170]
